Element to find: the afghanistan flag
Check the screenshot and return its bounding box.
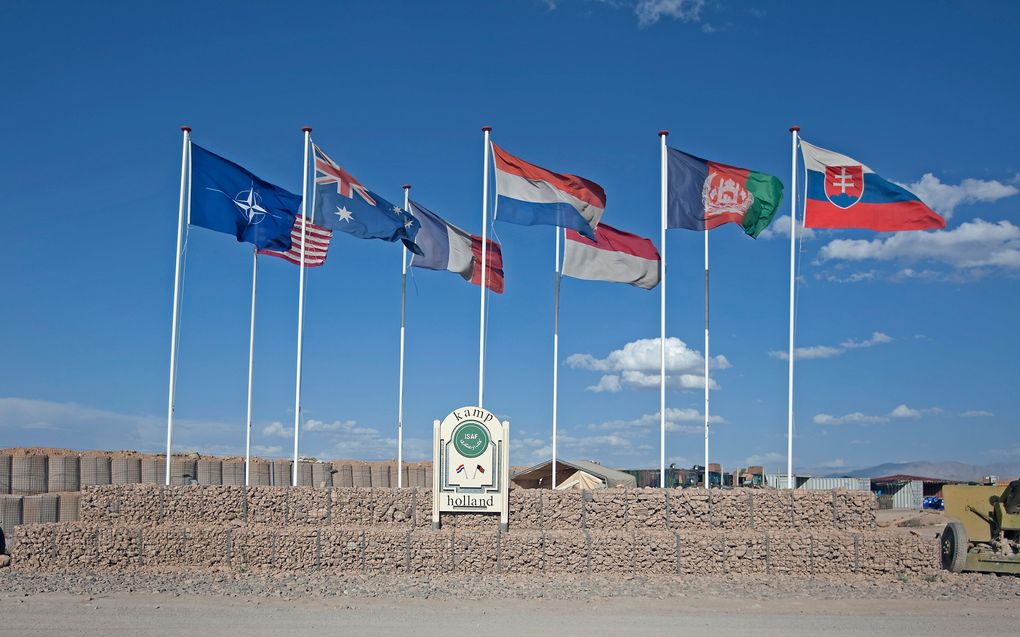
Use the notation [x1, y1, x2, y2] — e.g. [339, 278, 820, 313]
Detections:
[666, 148, 783, 238]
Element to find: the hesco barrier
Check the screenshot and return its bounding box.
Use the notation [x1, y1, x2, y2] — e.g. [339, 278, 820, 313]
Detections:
[170, 459, 197, 486]
[251, 462, 272, 486]
[22, 494, 59, 524]
[271, 461, 292, 487]
[0, 455, 11, 494]
[222, 461, 245, 486]
[11, 456, 48, 495]
[48, 456, 80, 492]
[80, 456, 112, 487]
[112, 458, 141, 484]
[197, 460, 222, 485]
[140, 458, 165, 484]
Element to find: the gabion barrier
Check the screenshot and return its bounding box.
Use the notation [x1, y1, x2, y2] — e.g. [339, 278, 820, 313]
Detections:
[0, 455, 11, 494]
[112, 458, 141, 484]
[11, 456, 48, 495]
[22, 494, 59, 524]
[197, 460, 222, 485]
[48, 456, 80, 492]
[80, 456, 112, 487]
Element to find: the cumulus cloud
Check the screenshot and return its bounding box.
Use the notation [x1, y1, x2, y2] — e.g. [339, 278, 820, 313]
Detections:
[814, 404, 940, 425]
[745, 451, 786, 466]
[569, 337, 729, 392]
[897, 173, 1019, 219]
[759, 214, 817, 241]
[819, 219, 1020, 271]
[769, 331, 892, 361]
[635, 0, 705, 26]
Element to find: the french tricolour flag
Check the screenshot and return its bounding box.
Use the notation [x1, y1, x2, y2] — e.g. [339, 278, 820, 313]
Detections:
[492, 143, 605, 239]
[801, 140, 945, 232]
[409, 200, 504, 293]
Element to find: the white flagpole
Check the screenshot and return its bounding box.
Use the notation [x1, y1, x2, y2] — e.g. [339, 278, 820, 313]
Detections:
[166, 125, 191, 486]
[552, 227, 561, 488]
[244, 247, 258, 486]
[292, 126, 312, 487]
[479, 125, 492, 408]
[398, 184, 410, 488]
[704, 226, 710, 489]
[787, 125, 800, 489]
[658, 130, 668, 488]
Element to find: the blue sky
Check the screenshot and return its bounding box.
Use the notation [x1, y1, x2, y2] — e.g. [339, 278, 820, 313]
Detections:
[2, 0, 1018, 473]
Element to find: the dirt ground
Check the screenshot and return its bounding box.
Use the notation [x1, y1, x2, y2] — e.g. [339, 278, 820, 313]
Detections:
[3, 569, 1020, 636]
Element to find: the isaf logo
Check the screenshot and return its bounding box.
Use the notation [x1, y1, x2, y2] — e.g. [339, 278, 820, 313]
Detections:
[824, 165, 864, 209]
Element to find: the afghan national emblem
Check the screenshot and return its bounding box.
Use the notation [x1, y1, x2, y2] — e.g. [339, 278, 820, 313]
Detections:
[702, 170, 754, 218]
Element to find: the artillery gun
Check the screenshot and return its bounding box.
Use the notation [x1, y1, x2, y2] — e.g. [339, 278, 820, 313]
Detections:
[941, 479, 1020, 574]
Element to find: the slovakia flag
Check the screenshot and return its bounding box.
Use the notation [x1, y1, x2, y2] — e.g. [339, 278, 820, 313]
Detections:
[492, 143, 605, 239]
[801, 140, 945, 232]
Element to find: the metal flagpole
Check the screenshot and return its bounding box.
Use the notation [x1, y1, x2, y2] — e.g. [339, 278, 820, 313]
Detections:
[244, 247, 258, 486]
[787, 125, 800, 490]
[552, 227, 561, 488]
[704, 226, 710, 489]
[293, 126, 312, 487]
[166, 125, 191, 486]
[479, 126, 492, 408]
[658, 130, 668, 488]
[398, 184, 411, 488]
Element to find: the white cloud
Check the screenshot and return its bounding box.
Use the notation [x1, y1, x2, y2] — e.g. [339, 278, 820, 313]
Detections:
[635, 0, 705, 27]
[744, 451, 785, 466]
[587, 407, 725, 435]
[759, 214, 817, 241]
[262, 422, 290, 438]
[814, 404, 940, 425]
[897, 173, 1018, 219]
[961, 410, 994, 418]
[769, 331, 892, 361]
[587, 375, 622, 393]
[819, 219, 1020, 271]
[840, 332, 893, 349]
[569, 337, 728, 392]
[814, 412, 890, 426]
[253, 445, 282, 456]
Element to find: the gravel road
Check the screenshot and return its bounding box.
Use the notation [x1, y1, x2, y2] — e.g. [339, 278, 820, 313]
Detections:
[2, 570, 1019, 635]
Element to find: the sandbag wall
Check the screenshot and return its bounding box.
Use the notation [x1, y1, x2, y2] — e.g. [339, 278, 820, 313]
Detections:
[8, 484, 938, 576]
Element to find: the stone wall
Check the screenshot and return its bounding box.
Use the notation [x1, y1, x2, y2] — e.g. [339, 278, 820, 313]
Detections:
[10, 523, 937, 576]
[5, 484, 936, 577]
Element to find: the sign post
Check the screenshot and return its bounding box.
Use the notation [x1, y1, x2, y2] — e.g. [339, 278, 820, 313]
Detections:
[432, 406, 510, 531]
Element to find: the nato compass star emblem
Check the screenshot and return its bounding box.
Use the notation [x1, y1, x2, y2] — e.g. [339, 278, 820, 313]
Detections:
[335, 205, 354, 222]
[207, 181, 279, 226]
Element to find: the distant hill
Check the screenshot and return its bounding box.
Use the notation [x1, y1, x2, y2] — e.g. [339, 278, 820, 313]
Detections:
[822, 460, 1020, 482]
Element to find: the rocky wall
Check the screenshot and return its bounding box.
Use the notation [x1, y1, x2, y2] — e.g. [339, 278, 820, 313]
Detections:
[76, 485, 876, 532]
[10, 522, 937, 576]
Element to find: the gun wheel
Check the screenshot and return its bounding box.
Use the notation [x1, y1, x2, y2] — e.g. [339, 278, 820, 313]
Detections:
[940, 521, 967, 573]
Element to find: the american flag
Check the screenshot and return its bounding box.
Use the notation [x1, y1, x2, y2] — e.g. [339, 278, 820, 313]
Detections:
[258, 215, 332, 267]
[313, 144, 377, 206]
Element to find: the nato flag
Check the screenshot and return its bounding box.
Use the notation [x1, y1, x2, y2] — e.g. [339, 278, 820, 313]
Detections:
[311, 144, 422, 255]
[189, 143, 301, 251]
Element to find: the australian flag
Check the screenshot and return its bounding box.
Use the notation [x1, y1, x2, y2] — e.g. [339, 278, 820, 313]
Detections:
[189, 143, 301, 251]
[312, 144, 421, 254]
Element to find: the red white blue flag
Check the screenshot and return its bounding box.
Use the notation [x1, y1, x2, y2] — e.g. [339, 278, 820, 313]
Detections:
[492, 143, 605, 239]
[801, 140, 945, 231]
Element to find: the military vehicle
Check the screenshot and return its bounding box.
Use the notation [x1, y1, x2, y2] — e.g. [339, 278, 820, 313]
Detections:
[941, 479, 1020, 574]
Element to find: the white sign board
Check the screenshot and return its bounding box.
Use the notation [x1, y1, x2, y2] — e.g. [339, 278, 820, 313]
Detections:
[432, 406, 509, 531]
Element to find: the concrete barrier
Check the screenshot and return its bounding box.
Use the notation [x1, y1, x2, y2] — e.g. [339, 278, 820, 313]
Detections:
[221, 461, 245, 486]
[112, 457, 142, 484]
[140, 458, 166, 484]
[0, 455, 10, 494]
[47, 456, 80, 492]
[11, 456, 48, 495]
[80, 456, 112, 487]
[22, 494, 59, 524]
[197, 460, 223, 485]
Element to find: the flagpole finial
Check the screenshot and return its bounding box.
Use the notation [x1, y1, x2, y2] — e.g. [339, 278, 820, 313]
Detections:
[403, 184, 411, 190]
[789, 125, 800, 133]
[482, 125, 492, 132]
[302, 126, 312, 133]
[658, 130, 669, 137]
[180, 126, 191, 133]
